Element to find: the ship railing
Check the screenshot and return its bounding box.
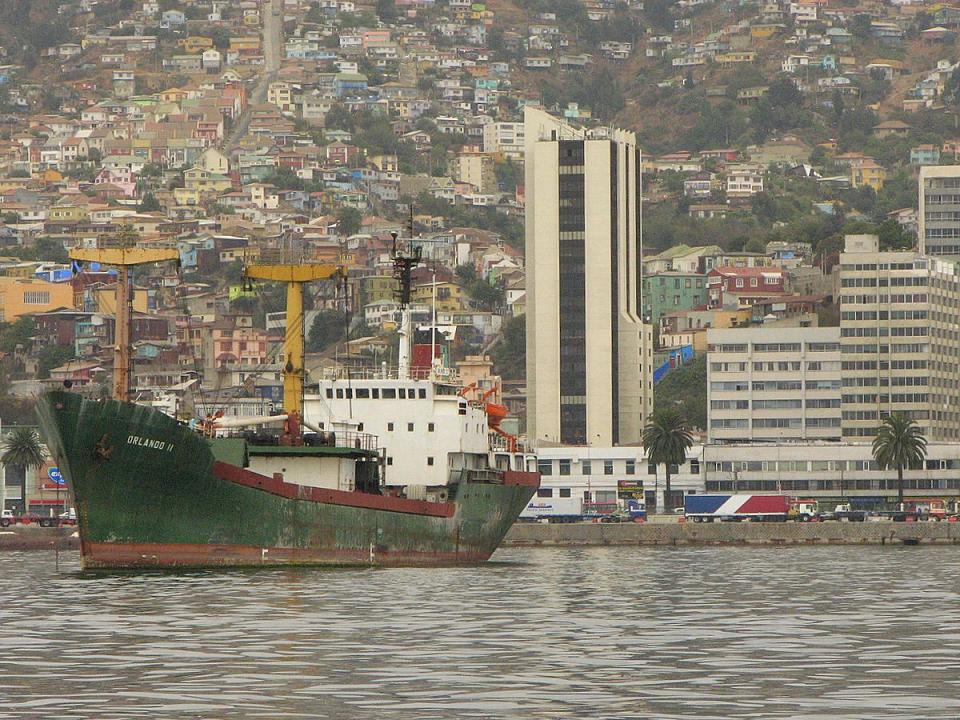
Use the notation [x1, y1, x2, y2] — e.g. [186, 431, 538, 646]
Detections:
[317, 366, 462, 383]
[327, 429, 379, 452]
[462, 468, 503, 485]
[249, 248, 345, 266]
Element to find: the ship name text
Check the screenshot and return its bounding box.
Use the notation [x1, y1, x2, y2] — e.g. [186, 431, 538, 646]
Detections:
[127, 435, 175, 452]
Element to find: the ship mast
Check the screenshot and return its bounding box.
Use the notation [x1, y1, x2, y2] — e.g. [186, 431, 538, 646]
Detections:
[242, 258, 341, 424]
[70, 244, 180, 402]
[391, 210, 421, 380]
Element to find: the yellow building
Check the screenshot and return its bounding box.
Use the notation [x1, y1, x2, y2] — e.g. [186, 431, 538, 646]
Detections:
[48, 204, 89, 223]
[180, 36, 214, 54]
[92, 286, 149, 315]
[184, 167, 233, 193]
[0, 277, 74, 321]
[851, 161, 886, 190]
[410, 281, 466, 312]
[0, 261, 41, 278]
[229, 37, 261, 52]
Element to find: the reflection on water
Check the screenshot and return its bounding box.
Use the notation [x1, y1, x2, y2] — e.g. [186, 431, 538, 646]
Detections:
[1, 546, 959, 718]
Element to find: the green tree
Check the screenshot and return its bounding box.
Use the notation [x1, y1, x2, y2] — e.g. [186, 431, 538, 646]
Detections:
[2, 212, 20, 224]
[1, 427, 47, 514]
[306, 309, 349, 352]
[138, 192, 161, 212]
[36, 344, 74, 379]
[335, 206, 363, 237]
[490, 314, 525, 380]
[468, 278, 504, 311]
[642, 407, 694, 513]
[653, 355, 706, 430]
[872, 413, 927, 507]
[0, 316, 34, 353]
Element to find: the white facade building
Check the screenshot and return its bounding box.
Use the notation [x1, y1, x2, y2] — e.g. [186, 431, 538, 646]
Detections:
[482, 121, 526, 158]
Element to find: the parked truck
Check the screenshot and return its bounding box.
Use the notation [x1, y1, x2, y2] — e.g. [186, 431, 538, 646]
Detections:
[0, 509, 76, 528]
[519, 496, 584, 523]
[684, 494, 791, 522]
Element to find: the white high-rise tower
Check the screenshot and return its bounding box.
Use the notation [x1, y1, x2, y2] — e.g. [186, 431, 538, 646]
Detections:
[524, 107, 653, 447]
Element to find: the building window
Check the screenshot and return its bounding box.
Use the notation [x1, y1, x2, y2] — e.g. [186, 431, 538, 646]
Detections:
[26, 291, 52, 305]
[648, 462, 657, 474]
[625, 460, 636, 475]
[604, 460, 614, 475]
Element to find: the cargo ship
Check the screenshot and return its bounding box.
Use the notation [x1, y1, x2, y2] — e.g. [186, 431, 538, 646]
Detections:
[36, 241, 538, 569]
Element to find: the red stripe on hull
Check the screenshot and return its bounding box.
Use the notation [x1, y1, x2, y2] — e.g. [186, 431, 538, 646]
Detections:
[81, 541, 490, 569]
[212, 461, 456, 518]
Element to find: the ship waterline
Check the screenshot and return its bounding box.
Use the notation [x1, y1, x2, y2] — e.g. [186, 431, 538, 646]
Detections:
[36, 391, 538, 570]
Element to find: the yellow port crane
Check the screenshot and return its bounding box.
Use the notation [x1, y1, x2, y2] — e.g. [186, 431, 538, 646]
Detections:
[242, 255, 342, 421]
[69, 246, 180, 402]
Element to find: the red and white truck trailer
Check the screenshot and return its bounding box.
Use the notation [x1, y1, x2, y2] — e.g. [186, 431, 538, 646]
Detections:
[684, 494, 791, 522]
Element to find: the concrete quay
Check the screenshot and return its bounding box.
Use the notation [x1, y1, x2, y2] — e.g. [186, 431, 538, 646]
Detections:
[503, 519, 960, 547]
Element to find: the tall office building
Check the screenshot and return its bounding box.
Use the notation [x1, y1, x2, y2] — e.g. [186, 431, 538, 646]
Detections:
[919, 165, 960, 256]
[839, 234, 960, 440]
[524, 107, 653, 447]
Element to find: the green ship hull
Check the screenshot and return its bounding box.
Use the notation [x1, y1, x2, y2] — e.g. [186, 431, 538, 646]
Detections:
[36, 391, 539, 569]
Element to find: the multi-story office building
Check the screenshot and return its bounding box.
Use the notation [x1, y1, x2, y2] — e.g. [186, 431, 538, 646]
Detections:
[838, 234, 960, 440]
[919, 165, 960, 256]
[525, 107, 653, 447]
[706, 326, 842, 443]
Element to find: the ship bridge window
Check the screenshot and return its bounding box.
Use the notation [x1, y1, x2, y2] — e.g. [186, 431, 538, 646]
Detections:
[399, 389, 406, 399]
[372, 389, 379, 399]
[326, 389, 333, 399]
[428, 422, 435, 432]
[408, 422, 414, 431]
[356, 388, 370, 399]
[537, 488, 553, 498]
[383, 388, 396, 399]
[419, 388, 427, 399]
[387, 422, 394, 431]
[559, 488, 571, 498]
[336, 389, 344, 399]
[427, 457, 434, 466]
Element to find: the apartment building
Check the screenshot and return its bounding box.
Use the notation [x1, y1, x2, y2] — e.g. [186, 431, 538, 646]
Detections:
[482, 121, 525, 158]
[918, 165, 960, 257]
[707, 326, 842, 443]
[838, 234, 960, 441]
[525, 107, 653, 447]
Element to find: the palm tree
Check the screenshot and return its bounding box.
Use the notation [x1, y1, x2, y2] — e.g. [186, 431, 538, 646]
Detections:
[872, 413, 927, 508]
[643, 408, 694, 513]
[1, 427, 47, 515]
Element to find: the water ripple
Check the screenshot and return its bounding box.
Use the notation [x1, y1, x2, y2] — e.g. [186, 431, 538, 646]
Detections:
[0, 547, 958, 718]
